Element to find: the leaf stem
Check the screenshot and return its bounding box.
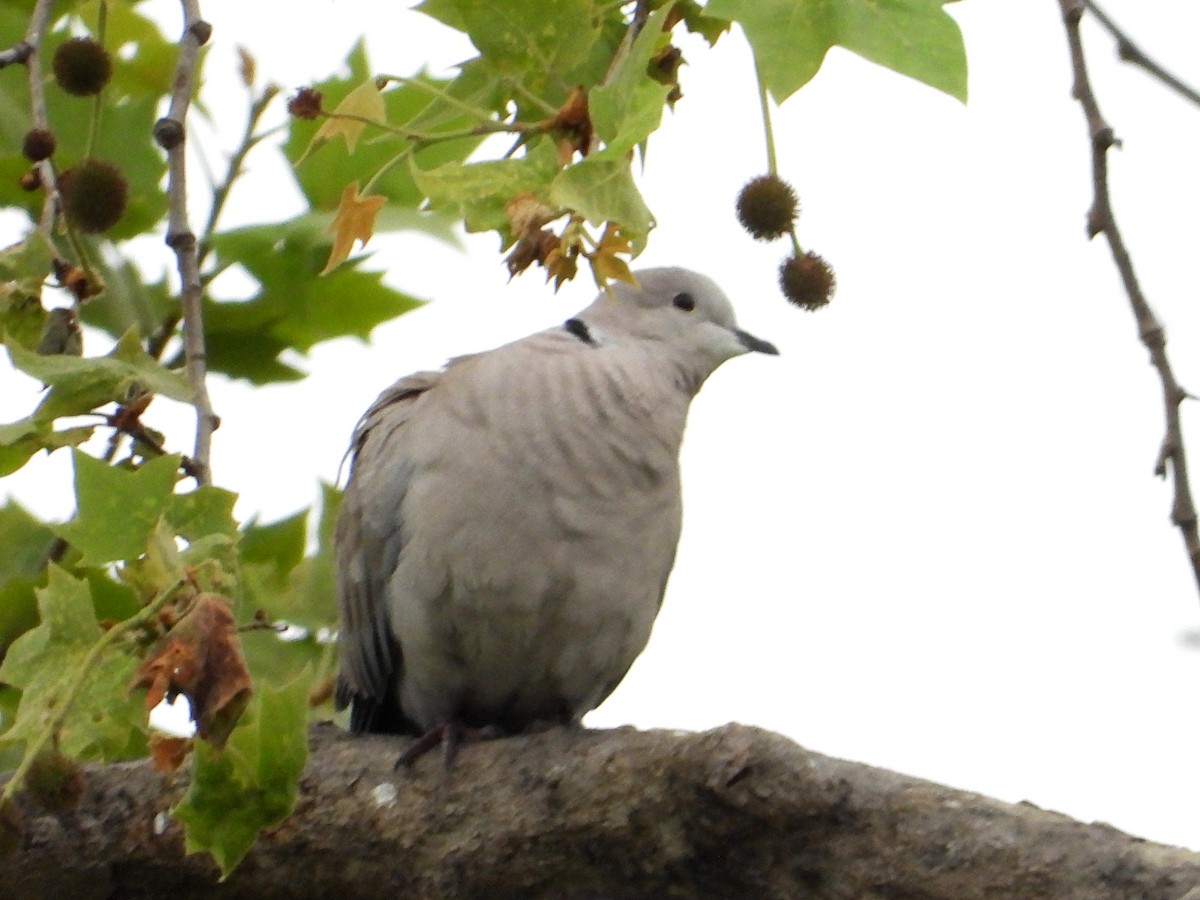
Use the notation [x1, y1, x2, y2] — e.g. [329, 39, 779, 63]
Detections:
[755, 60, 778, 176]
[84, 1, 108, 160]
[376, 72, 500, 123]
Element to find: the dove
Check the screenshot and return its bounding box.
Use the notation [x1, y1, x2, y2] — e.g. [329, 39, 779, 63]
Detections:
[333, 267, 778, 763]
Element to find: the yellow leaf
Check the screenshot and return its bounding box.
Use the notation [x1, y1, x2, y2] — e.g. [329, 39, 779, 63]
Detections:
[322, 184, 387, 275]
[298, 80, 386, 163]
[590, 223, 636, 287]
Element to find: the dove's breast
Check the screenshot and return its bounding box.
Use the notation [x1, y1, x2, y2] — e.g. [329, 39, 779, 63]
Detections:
[389, 332, 692, 731]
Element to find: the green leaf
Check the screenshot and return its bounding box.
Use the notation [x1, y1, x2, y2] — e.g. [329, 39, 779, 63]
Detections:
[0, 577, 39, 666]
[550, 157, 655, 242]
[240, 509, 308, 586]
[174, 672, 310, 876]
[0, 416, 94, 477]
[0, 236, 53, 351]
[673, 0, 733, 45]
[168, 487, 240, 543]
[0, 565, 145, 760]
[707, 0, 967, 103]
[202, 217, 423, 384]
[5, 327, 193, 422]
[286, 42, 491, 213]
[241, 486, 341, 685]
[589, 7, 671, 158]
[443, 0, 617, 112]
[0, 499, 56, 584]
[83, 566, 141, 624]
[53, 451, 181, 566]
[412, 139, 562, 233]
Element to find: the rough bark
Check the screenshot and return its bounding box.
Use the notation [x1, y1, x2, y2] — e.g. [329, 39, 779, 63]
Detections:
[5, 722, 1199, 899]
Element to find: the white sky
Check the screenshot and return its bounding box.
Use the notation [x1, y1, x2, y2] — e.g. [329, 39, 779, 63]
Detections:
[4, 0, 1200, 851]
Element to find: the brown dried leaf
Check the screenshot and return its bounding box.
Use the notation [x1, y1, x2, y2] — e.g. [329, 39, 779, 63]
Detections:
[505, 192, 557, 238]
[131, 593, 252, 749]
[548, 85, 592, 162]
[506, 229, 559, 278]
[149, 734, 192, 773]
[236, 46, 256, 88]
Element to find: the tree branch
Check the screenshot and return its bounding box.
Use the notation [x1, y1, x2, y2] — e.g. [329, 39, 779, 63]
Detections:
[4, 724, 1199, 898]
[156, 1, 216, 485]
[1057, 0, 1200, 602]
[0, 40, 32, 69]
[1081, 0, 1200, 109]
[21, 0, 59, 240]
[148, 82, 279, 362]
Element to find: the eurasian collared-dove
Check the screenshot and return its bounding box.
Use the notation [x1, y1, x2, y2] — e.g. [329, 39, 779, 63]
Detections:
[334, 267, 777, 759]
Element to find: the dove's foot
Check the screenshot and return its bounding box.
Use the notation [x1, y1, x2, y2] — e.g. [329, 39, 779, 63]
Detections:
[393, 716, 502, 770]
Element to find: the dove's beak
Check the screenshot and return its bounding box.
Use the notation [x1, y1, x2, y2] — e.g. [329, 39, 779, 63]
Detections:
[735, 329, 779, 356]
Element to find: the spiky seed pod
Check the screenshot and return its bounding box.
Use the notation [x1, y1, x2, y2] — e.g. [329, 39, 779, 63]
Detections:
[779, 251, 836, 311]
[22, 128, 56, 162]
[287, 86, 323, 119]
[59, 159, 128, 233]
[736, 174, 799, 241]
[52, 37, 112, 97]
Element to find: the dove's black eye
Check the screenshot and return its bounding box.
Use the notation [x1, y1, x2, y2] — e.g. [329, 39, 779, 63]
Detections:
[672, 292, 695, 312]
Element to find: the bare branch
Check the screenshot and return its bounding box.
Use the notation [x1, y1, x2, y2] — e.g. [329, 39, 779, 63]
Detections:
[0, 40, 32, 68]
[1057, 1, 1200, 601]
[148, 82, 279, 361]
[20, 0, 60, 240]
[157, 0, 216, 485]
[1082, 0, 1200, 109]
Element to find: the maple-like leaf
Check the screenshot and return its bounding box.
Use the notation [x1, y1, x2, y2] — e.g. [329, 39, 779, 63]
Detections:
[298, 80, 386, 161]
[590, 223, 636, 287]
[321, 184, 388, 275]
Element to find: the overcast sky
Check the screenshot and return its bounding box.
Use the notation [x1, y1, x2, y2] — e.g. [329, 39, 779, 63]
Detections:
[4, 1, 1200, 850]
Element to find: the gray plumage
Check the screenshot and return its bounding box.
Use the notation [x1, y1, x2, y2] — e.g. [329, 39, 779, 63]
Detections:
[334, 267, 778, 736]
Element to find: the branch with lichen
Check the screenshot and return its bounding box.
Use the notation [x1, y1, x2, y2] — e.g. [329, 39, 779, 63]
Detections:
[1057, 0, 1200, 603]
[155, 0, 216, 486]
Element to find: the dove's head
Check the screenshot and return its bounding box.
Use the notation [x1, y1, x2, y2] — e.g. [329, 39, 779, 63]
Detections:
[579, 267, 777, 388]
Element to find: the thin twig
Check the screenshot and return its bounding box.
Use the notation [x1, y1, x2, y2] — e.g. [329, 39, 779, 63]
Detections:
[157, 0, 215, 486]
[22, 0, 59, 239]
[196, 84, 279, 268]
[1082, 0, 1200, 109]
[0, 40, 33, 68]
[1057, 0, 1200, 601]
[148, 82, 279, 361]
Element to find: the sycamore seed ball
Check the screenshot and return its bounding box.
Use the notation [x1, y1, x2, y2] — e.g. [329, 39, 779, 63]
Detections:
[22, 128, 56, 162]
[59, 159, 128, 233]
[52, 37, 112, 97]
[779, 251, 836, 311]
[737, 174, 799, 241]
